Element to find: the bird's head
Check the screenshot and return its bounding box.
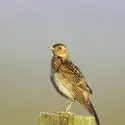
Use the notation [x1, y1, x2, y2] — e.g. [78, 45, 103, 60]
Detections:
[49, 43, 69, 60]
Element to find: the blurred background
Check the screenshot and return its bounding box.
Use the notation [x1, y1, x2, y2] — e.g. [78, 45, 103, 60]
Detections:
[0, 0, 125, 125]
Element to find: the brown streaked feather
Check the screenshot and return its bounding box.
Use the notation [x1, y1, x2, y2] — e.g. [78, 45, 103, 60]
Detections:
[59, 60, 93, 94]
[72, 86, 92, 113]
[51, 56, 62, 71]
[72, 86, 100, 125]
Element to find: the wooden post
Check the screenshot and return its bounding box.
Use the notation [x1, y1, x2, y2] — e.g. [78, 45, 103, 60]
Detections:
[38, 112, 95, 125]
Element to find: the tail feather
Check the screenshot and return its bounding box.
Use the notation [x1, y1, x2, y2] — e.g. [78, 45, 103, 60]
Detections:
[74, 87, 100, 125]
[89, 101, 100, 125]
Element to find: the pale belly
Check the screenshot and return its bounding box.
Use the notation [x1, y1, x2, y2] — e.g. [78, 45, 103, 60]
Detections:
[51, 72, 73, 99]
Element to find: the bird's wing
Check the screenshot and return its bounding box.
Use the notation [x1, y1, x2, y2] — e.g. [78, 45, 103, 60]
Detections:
[59, 60, 93, 94]
[72, 86, 100, 125]
[58, 60, 99, 125]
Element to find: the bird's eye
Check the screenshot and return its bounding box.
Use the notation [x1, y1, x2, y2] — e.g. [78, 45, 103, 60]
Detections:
[59, 46, 62, 50]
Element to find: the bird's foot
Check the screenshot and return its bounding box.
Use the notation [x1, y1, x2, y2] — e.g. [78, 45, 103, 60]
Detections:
[55, 111, 74, 115]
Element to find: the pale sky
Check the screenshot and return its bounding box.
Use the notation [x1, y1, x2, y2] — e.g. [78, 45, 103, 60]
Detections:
[0, 1, 125, 125]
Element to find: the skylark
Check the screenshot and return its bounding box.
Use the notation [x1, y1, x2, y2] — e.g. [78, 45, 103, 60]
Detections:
[49, 43, 100, 125]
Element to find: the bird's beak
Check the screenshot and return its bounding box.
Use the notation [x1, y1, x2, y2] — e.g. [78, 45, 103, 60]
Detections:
[49, 46, 55, 50]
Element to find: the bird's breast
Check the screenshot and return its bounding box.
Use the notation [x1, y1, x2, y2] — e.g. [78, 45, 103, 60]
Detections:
[51, 71, 73, 99]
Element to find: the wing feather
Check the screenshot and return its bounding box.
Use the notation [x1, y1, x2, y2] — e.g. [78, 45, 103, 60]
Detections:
[59, 60, 93, 94]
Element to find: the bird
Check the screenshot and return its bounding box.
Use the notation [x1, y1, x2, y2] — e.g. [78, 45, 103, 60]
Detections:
[49, 43, 100, 125]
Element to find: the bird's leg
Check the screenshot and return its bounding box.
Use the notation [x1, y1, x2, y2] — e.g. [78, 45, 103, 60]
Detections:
[64, 99, 75, 113]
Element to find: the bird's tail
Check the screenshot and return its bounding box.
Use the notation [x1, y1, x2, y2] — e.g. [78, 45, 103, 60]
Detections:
[74, 87, 100, 125]
[88, 100, 100, 125]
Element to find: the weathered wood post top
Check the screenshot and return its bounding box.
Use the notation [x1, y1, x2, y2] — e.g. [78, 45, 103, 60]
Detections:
[38, 112, 95, 125]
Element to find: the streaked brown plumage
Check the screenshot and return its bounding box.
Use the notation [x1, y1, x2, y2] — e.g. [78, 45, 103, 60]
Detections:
[49, 43, 100, 125]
